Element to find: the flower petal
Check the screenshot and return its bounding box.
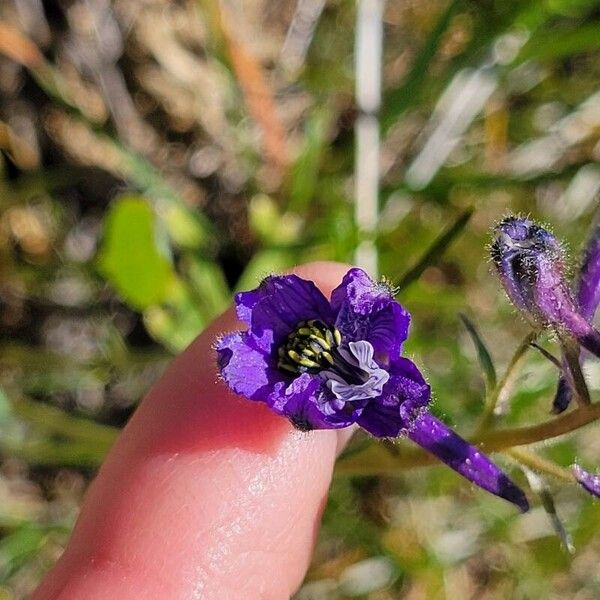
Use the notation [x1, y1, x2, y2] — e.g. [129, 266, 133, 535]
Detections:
[216, 332, 283, 400]
[268, 373, 358, 431]
[407, 412, 529, 511]
[234, 288, 261, 326]
[356, 400, 404, 437]
[357, 357, 430, 438]
[577, 215, 600, 322]
[572, 464, 600, 498]
[326, 341, 390, 403]
[236, 274, 334, 351]
[331, 268, 410, 360]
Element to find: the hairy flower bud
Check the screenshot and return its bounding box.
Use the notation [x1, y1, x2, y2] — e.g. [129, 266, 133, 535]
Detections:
[491, 216, 600, 358]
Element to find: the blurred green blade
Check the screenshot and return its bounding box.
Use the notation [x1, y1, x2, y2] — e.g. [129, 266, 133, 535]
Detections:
[234, 249, 296, 292]
[287, 107, 330, 212]
[144, 283, 206, 352]
[0, 438, 109, 468]
[394, 207, 473, 291]
[11, 397, 119, 447]
[522, 468, 575, 554]
[476, 332, 535, 431]
[184, 256, 230, 320]
[381, 0, 460, 133]
[459, 313, 497, 391]
[98, 195, 177, 310]
[117, 145, 214, 249]
[518, 24, 600, 63]
[0, 526, 47, 583]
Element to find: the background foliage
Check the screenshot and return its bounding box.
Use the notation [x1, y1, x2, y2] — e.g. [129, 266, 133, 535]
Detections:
[1, 0, 600, 597]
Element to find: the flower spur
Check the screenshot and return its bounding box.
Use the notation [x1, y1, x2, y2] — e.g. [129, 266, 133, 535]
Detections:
[217, 268, 528, 511]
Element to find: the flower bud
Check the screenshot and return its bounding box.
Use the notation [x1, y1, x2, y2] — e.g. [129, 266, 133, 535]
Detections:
[491, 216, 600, 357]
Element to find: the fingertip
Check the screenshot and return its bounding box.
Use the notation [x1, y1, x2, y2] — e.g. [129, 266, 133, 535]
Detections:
[32, 261, 357, 600]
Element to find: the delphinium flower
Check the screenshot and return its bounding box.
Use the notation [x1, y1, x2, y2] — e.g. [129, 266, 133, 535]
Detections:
[491, 215, 600, 412]
[217, 267, 529, 511]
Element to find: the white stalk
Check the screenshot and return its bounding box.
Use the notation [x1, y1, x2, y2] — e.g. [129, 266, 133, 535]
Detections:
[354, 0, 384, 277]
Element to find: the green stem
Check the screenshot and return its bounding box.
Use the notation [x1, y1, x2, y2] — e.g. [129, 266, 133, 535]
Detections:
[475, 332, 536, 433]
[506, 448, 573, 483]
[336, 403, 600, 476]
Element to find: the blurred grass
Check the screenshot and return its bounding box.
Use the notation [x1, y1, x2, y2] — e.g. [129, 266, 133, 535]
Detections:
[0, 0, 600, 598]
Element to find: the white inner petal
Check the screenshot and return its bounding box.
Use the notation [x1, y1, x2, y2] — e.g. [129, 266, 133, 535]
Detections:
[322, 340, 389, 403]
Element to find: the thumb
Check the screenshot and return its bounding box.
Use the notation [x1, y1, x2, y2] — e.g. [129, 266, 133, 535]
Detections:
[32, 262, 354, 600]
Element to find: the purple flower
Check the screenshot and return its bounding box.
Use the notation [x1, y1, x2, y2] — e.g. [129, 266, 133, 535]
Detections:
[491, 216, 600, 412]
[572, 464, 600, 499]
[217, 268, 528, 511]
[491, 217, 597, 344]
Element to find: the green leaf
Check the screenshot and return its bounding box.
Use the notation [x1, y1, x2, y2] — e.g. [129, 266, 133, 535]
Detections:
[184, 255, 231, 320]
[287, 107, 330, 211]
[518, 24, 600, 63]
[10, 397, 119, 447]
[459, 313, 497, 391]
[98, 195, 177, 310]
[0, 437, 109, 468]
[143, 282, 206, 352]
[381, 0, 460, 133]
[394, 207, 473, 291]
[0, 526, 48, 582]
[476, 332, 536, 432]
[101, 137, 215, 249]
[248, 194, 302, 246]
[234, 249, 296, 292]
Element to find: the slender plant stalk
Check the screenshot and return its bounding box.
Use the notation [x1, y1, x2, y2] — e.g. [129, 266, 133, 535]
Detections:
[520, 465, 574, 553]
[395, 207, 473, 291]
[507, 448, 574, 483]
[336, 402, 600, 476]
[475, 332, 536, 433]
[559, 334, 591, 407]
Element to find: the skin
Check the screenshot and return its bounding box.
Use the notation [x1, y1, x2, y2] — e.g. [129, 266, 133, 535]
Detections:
[32, 262, 355, 600]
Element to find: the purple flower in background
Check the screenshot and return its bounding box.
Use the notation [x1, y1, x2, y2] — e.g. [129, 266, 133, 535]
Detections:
[217, 268, 528, 511]
[572, 464, 600, 499]
[491, 215, 600, 412]
[491, 217, 599, 348]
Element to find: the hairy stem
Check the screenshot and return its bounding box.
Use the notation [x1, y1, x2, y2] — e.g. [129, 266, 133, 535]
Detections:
[336, 403, 600, 476]
[506, 448, 574, 483]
